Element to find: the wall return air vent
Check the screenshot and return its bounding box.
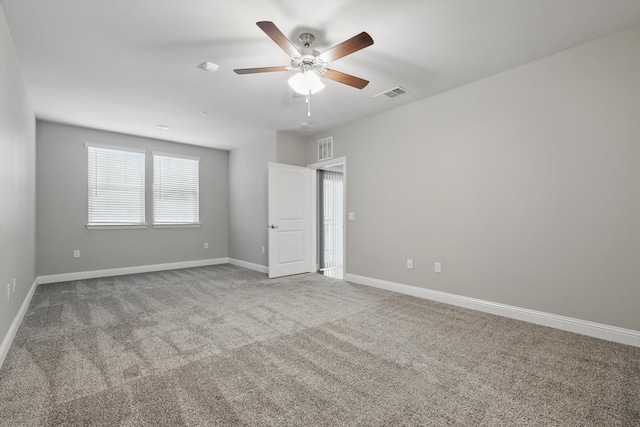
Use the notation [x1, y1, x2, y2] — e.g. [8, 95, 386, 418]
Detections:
[374, 86, 410, 101]
[318, 136, 333, 161]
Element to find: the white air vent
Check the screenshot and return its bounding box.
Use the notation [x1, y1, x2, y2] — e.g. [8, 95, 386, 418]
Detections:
[318, 136, 333, 161]
[374, 86, 410, 101]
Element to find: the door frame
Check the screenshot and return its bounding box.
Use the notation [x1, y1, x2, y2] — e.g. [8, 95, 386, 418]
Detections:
[307, 157, 347, 275]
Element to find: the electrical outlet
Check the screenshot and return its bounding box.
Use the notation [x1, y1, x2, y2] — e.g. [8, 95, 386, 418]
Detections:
[204, 242, 209, 249]
[435, 262, 442, 273]
[261, 246, 265, 254]
[407, 259, 413, 269]
[13, 278, 16, 293]
[73, 250, 80, 258]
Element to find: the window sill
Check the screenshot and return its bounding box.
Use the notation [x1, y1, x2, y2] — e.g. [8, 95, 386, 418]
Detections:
[153, 223, 201, 228]
[86, 224, 148, 230]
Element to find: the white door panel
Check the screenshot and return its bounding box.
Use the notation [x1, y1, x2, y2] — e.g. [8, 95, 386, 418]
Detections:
[278, 231, 304, 263]
[268, 163, 313, 278]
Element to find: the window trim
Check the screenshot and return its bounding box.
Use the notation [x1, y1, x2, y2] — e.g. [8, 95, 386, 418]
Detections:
[85, 142, 146, 154]
[86, 224, 148, 230]
[152, 223, 201, 229]
[151, 151, 199, 161]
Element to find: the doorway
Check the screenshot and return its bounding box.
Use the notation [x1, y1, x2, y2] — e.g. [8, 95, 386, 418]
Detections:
[318, 166, 344, 278]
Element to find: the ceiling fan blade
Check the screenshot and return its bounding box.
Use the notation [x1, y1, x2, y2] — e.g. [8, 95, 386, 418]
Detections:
[323, 69, 369, 89]
[234, 66, 289, 74]
[318, 32, 374, 63]
[256, 21, 301, 58]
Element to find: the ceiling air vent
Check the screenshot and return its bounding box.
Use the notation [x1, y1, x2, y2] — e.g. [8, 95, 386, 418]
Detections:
[374, 86, 410, 101]
[318, 136, 333, 161]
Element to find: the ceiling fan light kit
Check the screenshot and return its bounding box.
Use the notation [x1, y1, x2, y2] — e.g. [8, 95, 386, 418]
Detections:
[234, 21, 373, 118]
[288, 70, 325, 95]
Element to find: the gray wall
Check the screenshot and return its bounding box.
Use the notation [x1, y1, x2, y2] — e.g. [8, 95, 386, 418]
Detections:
[36, 121, 229, 275]
[306, 25, 640, 331]
[0, 4, 36, 353]
[228, 135, 276, 266]
[227, 131, 308, 267]
[276, 131, 307, 166]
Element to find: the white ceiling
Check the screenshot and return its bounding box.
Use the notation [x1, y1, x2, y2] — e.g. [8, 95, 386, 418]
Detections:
[3, 0, 640, 151]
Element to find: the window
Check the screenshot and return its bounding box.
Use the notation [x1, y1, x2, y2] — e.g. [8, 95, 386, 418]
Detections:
[153, 152, 199, 225]
[87, 143, 146, 226]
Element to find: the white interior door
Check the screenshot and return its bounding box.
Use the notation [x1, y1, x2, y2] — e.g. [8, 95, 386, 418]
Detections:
[268, 162, 314, 278]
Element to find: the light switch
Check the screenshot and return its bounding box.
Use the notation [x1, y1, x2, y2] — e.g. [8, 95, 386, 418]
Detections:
[348, 212, 355, 221]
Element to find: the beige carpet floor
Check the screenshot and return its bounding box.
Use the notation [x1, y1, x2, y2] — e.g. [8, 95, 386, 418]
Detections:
[0, 264, 638, 426]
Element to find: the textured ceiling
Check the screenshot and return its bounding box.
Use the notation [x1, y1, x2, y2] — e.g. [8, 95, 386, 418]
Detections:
[3, 0, 640, 150]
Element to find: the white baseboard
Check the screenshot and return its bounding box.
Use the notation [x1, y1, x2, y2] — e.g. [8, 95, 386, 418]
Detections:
[344, 273, 640, 348]
[0, 277, 39, 369]
[228, 258, 268, 274]
[37, 258, 230, 284]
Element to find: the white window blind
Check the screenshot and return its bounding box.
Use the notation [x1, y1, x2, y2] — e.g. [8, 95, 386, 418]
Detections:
[319, 170, 343, 270]
[153, 153, 200, 224]
[87, 144, 146, 225]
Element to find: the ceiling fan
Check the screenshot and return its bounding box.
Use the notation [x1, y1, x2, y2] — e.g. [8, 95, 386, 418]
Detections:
[234, 21, 374, 115]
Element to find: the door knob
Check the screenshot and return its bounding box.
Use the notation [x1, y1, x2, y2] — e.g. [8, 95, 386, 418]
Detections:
[269, 224, 279, 229]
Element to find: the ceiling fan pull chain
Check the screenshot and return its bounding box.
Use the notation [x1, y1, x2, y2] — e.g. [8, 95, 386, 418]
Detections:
[307, 93, 311, 117]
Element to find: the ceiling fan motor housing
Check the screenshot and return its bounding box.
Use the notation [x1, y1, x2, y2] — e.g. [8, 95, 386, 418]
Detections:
[291, 47, 325, 72]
